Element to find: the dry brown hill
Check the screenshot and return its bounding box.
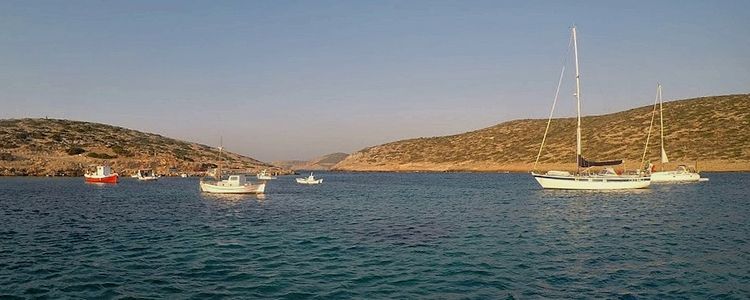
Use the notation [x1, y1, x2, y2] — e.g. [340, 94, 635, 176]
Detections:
[273, 152, 349, 170]
[0, 118, 289, 176]
[334, 94, 750, 172]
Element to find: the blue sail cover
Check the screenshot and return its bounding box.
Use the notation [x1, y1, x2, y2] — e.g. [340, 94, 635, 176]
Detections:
[578, 155, 623, 168]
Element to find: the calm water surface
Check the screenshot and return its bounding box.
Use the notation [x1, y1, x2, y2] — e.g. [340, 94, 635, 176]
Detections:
[1, 172, 749, 299]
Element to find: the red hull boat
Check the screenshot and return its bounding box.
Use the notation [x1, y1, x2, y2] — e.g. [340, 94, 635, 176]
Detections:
[84, 174, 119, 183]
[84, 166, 119, 183]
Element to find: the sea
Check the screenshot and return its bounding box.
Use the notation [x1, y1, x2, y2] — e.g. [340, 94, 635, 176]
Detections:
[1, 172, 748, 299]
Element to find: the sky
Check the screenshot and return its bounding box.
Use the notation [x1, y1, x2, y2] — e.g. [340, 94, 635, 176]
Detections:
[1, 1, 748, 161]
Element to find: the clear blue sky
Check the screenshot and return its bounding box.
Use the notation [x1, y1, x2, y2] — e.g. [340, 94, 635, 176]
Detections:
[1, 1, 748, 161]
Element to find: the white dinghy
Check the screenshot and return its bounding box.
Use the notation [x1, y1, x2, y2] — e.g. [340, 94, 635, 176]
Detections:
[296, 172, 323, 185]
[530, 26, 650, 190]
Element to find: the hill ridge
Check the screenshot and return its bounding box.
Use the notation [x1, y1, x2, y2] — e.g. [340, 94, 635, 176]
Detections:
[334, 94, 750, 172]
[273, 152, 349, 171]
[0, 118, 289, 176]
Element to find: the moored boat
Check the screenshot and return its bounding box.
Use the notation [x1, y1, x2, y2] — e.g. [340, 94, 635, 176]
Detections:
[296, 172, 323, 185]
[199, 139, 267, 194]
[85, 166, 119, 183]
[651, 165, 701, 182]
[530, 26, 650, 190]
[134, 169, 159, 181]
[200, 174, 266, 194]
[645, 84, 705, 183]
[533, 169, 650, 190]
[256, 169, 277, 180]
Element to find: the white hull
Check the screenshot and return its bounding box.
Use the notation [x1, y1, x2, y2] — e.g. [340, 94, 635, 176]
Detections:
[137, 176, 159, 181]
[296, 178, 323, 185]
[199, 181, 266, 194]
[650, 171, 701, 183]
[256, 170, 277, 180]
[532, 173, 651, 190]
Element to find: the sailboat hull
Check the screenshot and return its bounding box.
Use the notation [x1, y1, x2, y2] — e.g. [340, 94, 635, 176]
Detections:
[532, 173, 651, 190]
[650, 171, 701, 183]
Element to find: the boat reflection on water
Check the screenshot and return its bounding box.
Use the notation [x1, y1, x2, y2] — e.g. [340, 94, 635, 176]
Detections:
[200, 192, 266, 204]
[537, 187, 654, 197]
[85, 181, 118, 187]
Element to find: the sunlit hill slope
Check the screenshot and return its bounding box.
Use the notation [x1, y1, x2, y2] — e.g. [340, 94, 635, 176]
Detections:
[0, 118, 287, 176]
[334, 94, 750, 172]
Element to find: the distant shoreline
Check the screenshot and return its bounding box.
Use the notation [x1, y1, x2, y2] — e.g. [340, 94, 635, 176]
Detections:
[2, 169, 747, 178]
[333, 160, 750, 173]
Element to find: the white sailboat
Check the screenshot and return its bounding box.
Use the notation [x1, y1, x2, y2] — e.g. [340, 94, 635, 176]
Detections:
[199, 140, 266, 194]
[531, 26, 650, 190]
[648, 84, 704, 183]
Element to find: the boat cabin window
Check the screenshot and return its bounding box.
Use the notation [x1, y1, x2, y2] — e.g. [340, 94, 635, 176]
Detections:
[229, 176, 239, 181]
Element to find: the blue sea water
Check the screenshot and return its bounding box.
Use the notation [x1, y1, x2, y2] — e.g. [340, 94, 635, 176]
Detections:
[0, 172, 749, 299]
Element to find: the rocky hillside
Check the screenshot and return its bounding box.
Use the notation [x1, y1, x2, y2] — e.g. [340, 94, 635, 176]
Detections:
[0, 118, 289, 176]
[274, 152, 349, 170]
[334, 94, 750, 172]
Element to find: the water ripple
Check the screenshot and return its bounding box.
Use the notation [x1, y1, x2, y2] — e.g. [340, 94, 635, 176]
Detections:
[0, 173, 748, 298]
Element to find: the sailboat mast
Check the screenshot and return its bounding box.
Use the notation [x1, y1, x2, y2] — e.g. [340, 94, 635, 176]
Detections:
[658, 84, 665, 172]
[572, 26, 582, 174]
[218, 136, 223, 179]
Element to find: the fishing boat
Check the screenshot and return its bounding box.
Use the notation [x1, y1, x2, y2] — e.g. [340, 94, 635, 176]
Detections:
[646, 84, 705, 183]
[134, 169, 159, 181]
[199, 140, 266, 194]
[256, 169, 277, 180]
[200, 174, 266, 194]
[84, 165, 119, 183]
[296, 172, 323, 185]
[531, 26, 650, 190]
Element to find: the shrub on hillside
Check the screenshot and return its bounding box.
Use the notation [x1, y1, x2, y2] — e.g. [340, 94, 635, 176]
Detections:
[0, 142, 19, 149]
[66, 147, 86, 155]
[30, 132, 46, 139]
[0, 152, 15, 161]
[14, 132, 29, 140]
[86, 152, 117, 159]
[111, 145, 133, 157]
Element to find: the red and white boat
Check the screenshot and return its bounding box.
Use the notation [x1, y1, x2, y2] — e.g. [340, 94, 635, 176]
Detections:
[84, 166, 119, 183]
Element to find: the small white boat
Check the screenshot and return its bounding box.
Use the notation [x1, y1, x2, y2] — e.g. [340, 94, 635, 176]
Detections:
[531, 26, 650, 190]
[296, 172, 323, 185]
[256, 169, 277, 180]
[181, 173, 188, 178]
[200, 174, 266, 194]
[199, 139, 267, 194]
[134, 169, 159, 181]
